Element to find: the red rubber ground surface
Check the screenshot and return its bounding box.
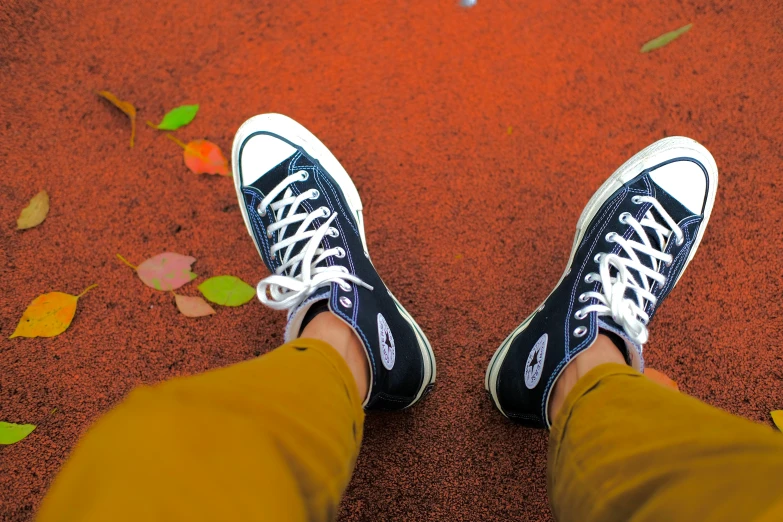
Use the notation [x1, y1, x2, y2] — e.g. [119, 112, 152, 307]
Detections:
[2, 1, 782, 520]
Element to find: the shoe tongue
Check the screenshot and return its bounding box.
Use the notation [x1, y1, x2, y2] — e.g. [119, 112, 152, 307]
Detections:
[611, 190, 689, 285]
[264, 155, 325, 277]
[284, 289, 331, 343]
[597, 319, 644, 371]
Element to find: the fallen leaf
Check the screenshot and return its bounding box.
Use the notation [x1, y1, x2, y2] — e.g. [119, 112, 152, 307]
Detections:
[97, 90, 137, 148]
[455, 253, 464, 260]
[167, 135, 230, 176]
[148, 104, 199, 131]
[772, 411, 783, 432]
[117, 253, 197, 291]
[640, 23, 693, 53]
[174, 294, 216, 317]
[198, 275, 255, 306]
[507, 126, 513, 135]
[0, 422, 36, 445]
[9, 284, 97, 339]
[645, 368, 679, 391]
[16, 190, 50, 230]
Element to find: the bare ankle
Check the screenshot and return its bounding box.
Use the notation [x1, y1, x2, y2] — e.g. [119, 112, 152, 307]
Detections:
[298, 310, 370, 401]
[547, 333, 626, 422]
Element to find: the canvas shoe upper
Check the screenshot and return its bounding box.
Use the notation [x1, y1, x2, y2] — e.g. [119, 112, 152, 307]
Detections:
[232, 114, 436, 410]
[485, 137, 718, 428]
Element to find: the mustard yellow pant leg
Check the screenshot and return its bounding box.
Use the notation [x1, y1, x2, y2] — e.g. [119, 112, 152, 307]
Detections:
[549, 363, 783, 522]
[37, 339, 364, 522]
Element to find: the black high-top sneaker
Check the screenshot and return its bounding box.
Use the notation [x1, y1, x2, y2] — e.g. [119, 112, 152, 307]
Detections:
[485, 137, 718, 428]
[232, 114, 436, 410]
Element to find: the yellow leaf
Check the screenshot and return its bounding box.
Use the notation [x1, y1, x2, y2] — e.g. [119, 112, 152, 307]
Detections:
[16, 190, 50, 230]
[97, 91, 137, 148]
[640, 23, 693, 53]
[10, 284, 97, 339]
[772, 411, 783, 432]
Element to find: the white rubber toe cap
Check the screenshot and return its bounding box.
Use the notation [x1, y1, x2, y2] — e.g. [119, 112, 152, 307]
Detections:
[649, 160, 708, 215]
[239, 134, 297, 186]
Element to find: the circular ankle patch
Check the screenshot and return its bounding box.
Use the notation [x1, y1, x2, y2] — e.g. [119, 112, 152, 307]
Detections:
[377, 313, 396, 370]
[525, 333, 548, 389]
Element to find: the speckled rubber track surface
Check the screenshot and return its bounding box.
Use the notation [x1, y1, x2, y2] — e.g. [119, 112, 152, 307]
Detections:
[1, 1, 782, 520]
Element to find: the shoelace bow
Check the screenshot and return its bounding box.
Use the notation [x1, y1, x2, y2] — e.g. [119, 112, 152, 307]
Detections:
[576, 195, 684, 345]
[255, 170, 372, 310]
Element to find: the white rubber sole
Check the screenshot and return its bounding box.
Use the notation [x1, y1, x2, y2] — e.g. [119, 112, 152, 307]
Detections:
[232, 113, 436, 408]
[484, 137, 719, 418]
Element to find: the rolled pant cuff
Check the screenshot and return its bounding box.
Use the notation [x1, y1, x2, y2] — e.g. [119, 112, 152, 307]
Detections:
[549, 363, 640, 447]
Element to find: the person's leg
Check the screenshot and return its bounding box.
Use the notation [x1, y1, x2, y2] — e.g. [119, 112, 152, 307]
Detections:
[486, 137, 783, 520]
[548, 334, 783, 522]
[37, 312, 367, 522]
[38, 114, 437, 521]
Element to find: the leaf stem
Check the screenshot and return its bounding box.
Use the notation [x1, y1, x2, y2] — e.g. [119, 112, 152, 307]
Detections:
[146, 120, 158, 129]
[166, 133, 188, 150]
[116, 253, 138, 270]
[77, 284, 98, 298]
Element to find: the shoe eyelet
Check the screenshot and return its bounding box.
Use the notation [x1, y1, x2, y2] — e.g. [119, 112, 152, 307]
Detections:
[605, 232, 618, 242]
[340, 283, 351, 292]
[335, 247, 346, 258]
[594, 253, 603, 263]
[631, 195, 643, 204]
[578, 293, 588, 302]
[573, 326, 588, 337]
[584, 273, 595, 284]
[266, 230, 273, 239]
[339, 296, 352, 308]
[270, 252, 276, 261]
[619, 212, 631, 224]
[299, 170, 309, 181]
[258, 206, 267, 217]
[676, 237, 685, 246]
[310, 189, 320, 199]
[321, 207, 331, 218]
[574, 310, 586, 320]
[328, 227, 339, 238]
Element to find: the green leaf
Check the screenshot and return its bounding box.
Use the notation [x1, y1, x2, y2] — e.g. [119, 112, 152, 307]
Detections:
[640, 23, 693, 53]
[0, 422, 36, 445]
[150, 104, 199, 131]
[198, 275, 255, 307]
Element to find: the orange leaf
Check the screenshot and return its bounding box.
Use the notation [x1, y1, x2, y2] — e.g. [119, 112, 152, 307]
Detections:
[9, 284, 97, 339]
[167, 135, 230, 176]
[97, 91, 137, 148]
[645, 368, 679, 391]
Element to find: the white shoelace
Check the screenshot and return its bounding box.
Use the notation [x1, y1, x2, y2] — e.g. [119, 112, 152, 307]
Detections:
[576, 195, 684, 345]
[255, 170, 372, 310]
